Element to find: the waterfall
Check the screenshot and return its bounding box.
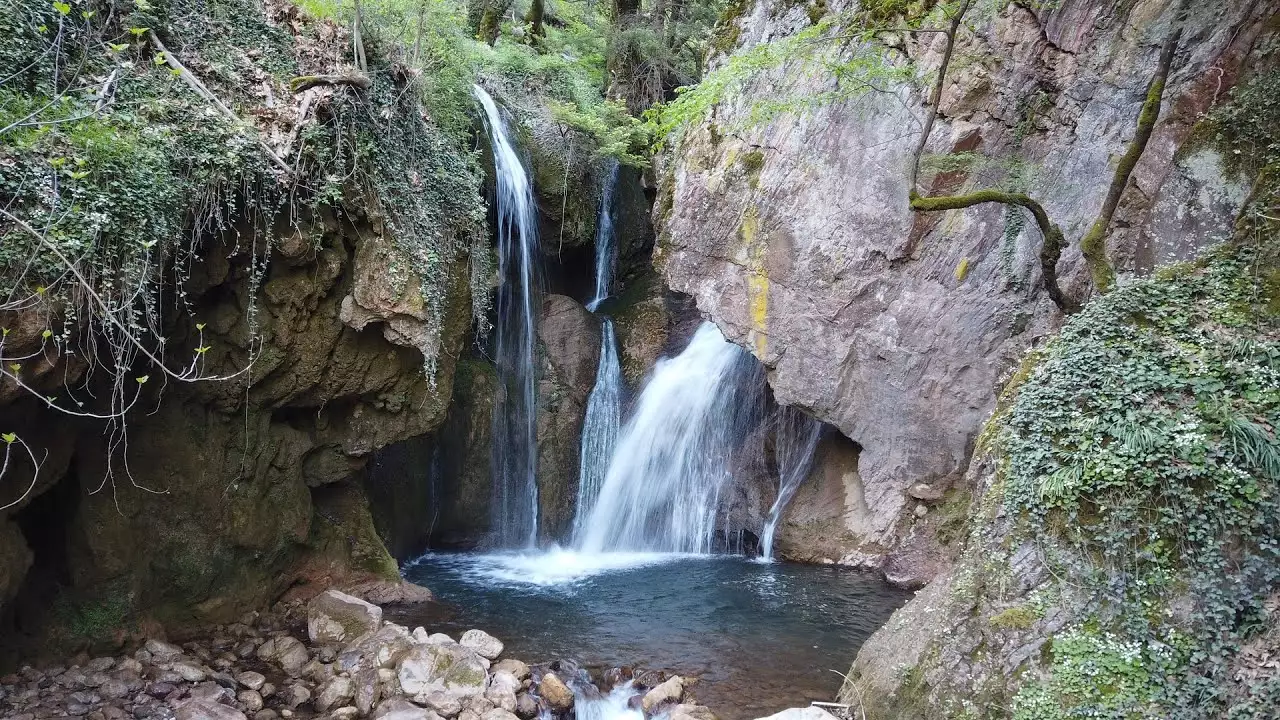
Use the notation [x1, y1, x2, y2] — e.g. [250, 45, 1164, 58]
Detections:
[578, 322, 761, 554]
[473, 85, 541, 548]
[759, 407, 823, 560]
[586, 161, 619, 311]
[573, 319, 622, 542]
[572, 164, 624, 542]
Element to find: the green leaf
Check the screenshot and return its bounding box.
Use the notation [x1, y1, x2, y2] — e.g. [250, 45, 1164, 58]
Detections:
[136, 375, 149, 384]
[195, 345, 211, 354]
[109, 42, 129, 52]
[195, 323, 206, 331]
[2, 433, 16, 444]
[41, 329, 52, 339]
[7, 364, 19, 374]
[52, 2, 70, 16]
[129, 26, 148, 37]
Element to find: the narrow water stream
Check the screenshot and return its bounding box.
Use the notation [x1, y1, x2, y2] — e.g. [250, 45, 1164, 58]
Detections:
[394, 552, 910, 720]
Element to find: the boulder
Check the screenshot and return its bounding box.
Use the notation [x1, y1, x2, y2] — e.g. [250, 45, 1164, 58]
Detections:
[315, 676, 355, 712]
[256, 637, 309, 676]
[513, 693, 537, 720]
[354, 668, 381, 715]
[490, 660, 528, 682]
[481, 711, 518, 720]
[339, 624, 414, 672]
[307, 590, 383, 645]
[419, 689, 462, 717]
[752, 709, 839, 720]
[175, 700, 247, 720]
[669, 705, 719, 720]
[536, 673, 573, 713]
[641, 676, 684, 712]
[332, 708, 360, 720]
[484, 671, 519, 712]
[425, 633, 455, 646]
[373, 697, 438, 720]
[458, 630, 503, 660]
[396, 643, 488, 697]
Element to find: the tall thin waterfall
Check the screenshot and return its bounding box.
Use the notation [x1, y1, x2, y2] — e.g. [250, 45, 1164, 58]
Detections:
[759, 407, 823, 560]
[586, 161, 619, 311]
[578, 322, 760, 554]
[473, 85, 540, 547]
[573, 164, 623, 541]
[573, 320, 621, 541]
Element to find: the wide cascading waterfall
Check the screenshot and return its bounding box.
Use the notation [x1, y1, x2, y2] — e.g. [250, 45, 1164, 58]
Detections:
[572, 164, 624, 541]
[759, 407, 823, 560]
[578, 322, 760, 554]
[473, 85, 541, 547]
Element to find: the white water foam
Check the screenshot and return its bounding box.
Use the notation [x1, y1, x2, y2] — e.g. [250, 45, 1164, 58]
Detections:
[415, 548, 705, 588]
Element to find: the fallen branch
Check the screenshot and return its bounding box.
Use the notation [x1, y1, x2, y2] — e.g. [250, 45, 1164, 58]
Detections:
[149, 31, 291, 173]
[290, 73, 372, 92]
[281, 89, 317, 161]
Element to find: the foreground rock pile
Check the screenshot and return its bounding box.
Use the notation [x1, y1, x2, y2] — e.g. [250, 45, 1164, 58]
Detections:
[0, 589, 718, 720]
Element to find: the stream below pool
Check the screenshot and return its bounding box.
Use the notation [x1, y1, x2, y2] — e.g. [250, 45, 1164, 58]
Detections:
[393, 551, 911, 720]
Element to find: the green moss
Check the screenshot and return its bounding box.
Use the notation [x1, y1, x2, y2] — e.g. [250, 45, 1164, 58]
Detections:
[990, 605, 1040, 631]
[709, 0, 750, 55]
[739, 149, 765, 188]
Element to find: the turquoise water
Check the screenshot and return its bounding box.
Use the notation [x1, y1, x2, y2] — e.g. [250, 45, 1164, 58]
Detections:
[395, 551, 910, 719]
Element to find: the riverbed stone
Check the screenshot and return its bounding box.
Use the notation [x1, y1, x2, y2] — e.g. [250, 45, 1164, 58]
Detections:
[308, 590, 383, 645]
[396, 644, 487, 697]
[418, 690, 462, 717]
[169, 664, 207, 684]
[668, 705, 719, 720]
[458, 631, 503, 660]
[752, 708, 839, 720]
[237, 690, 264, 713]
[641, 676, 684, 712]
[175, 699, 247, 720]
[480, 710, 517, 720]
[235, 673, 265, 692]
[489, 660, 528, 682]
[315, 676, 355, 712]
[536, 673, 572, 712]
[354, 669, 381, 714]
[340, 624, 415, 673]
[373, 697, 437, 720]
[484, 672, 519, 712]
[513, 693, 536, 720]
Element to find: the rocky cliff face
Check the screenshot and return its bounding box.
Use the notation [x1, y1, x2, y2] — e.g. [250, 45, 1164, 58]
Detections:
[0, 203, 477, 659]
[0, 0, 486, 658]
[657, 0, 1275, 583]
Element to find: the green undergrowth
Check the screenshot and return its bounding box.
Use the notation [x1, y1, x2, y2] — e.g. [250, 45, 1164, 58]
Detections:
[0, 0, 284, 339]
[997, 237, 1280, 718]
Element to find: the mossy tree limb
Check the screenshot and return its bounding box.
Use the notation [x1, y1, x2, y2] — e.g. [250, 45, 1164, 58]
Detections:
[1078, 18, 1184, 294]
[910, 190, 1078, 312]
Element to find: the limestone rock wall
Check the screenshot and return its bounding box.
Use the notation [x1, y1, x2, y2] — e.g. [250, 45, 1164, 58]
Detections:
[658, 0, 1276, 579]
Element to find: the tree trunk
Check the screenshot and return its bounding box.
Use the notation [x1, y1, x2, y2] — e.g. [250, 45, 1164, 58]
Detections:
[526, 0, 545, 42]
